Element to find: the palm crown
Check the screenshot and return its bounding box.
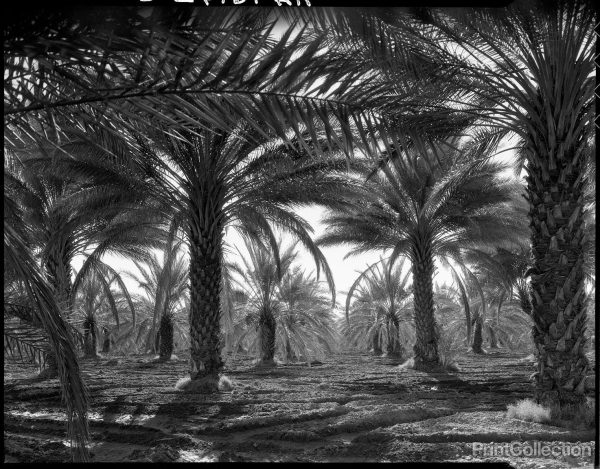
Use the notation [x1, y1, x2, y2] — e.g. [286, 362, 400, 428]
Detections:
[320, 138, 527, 368]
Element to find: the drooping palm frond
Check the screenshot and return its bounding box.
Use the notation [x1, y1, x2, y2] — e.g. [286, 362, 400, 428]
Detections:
[4, 223, 89, 461]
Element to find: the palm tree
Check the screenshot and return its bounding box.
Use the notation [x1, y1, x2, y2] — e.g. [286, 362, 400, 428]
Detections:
[127, 230, 189, 360]
[320, 139, 526, 370]
[233, 239, 299, 366]
[72, 264, 135, 359]
[344, 257, 413, 359]
[5, 142, 164, 374]
[375, 0, 594, 407]
[230, 241, 337, 364]
[277, 266, 338, 363]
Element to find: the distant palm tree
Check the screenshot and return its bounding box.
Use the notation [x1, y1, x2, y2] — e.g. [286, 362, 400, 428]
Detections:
[277, 267, 338, 363]
[127, 230, 189, 360]
[230, 240, 337, 365]
[320, 139, 526, 370]
[72, 263, 135, 359]
[343, 257, 412, 359]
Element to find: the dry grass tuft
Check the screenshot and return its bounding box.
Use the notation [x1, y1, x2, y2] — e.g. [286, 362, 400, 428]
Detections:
[218, 375, 234, 391]
[506, 399, 551, 423]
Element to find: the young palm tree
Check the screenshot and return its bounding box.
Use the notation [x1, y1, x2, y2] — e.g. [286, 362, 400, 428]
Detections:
[230, 242, 337, 365]
[320, 139, 526, 370]
[127, 232, 189, 360]
[344, 257, 413, 359]
[277, 267, 338, 363]
[72, 262, 135, 359]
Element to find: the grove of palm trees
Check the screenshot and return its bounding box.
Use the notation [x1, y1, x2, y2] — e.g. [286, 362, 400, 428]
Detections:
[4, 2, 596, 465]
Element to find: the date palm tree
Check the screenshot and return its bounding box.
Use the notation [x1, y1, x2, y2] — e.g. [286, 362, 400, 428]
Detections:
[72, 262, 135, 359]
[230, 241, 337, 365]
[380, 0, 594, 407]
[320, 139, 526, 370]
[127, 230, 189, 360]
[5, 142, 163, 375]
[277, 267, 339, 363]
[344, 257, 413, 359]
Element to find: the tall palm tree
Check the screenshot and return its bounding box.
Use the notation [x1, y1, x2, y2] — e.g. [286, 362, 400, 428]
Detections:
[375, 0, 594, 407]
[344, 257, 413, 359]
[320, 139, 526, 370]
[127, 119, 359, 390]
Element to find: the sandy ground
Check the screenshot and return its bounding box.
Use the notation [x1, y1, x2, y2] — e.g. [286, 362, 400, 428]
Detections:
[3, 350, 596, 466]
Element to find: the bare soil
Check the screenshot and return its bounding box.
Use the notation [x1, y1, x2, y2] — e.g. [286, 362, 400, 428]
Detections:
[3, 350, 596, 466]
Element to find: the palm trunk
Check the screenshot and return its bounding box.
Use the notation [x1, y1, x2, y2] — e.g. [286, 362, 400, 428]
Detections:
[159, 313, 174, 361]
[472, 317, 484, 354]
[489, 326, 498, 349]
[526, 141, 590, 407]
[101, 330, 110, 353]
[372, 327, 382, 355]
[411, 244, 439, 369]
[258, 308, 277, 366]
[489, 294, 504, 349]
[187, 221, 224, 392]
[386, 315, 404, 358]
[83, 317, 97, 358]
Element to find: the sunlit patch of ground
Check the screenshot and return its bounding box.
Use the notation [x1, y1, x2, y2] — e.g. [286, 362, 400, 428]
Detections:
[3, 350, 595, 466]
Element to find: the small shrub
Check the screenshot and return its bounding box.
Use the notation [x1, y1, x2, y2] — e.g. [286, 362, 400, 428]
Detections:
[506, 399, 551, 423]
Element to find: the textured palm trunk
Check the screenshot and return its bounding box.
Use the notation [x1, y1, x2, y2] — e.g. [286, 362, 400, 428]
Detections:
[411, 244, 439, 369]
[258, 308, 277, 366]
[526, 139, 590, 407]
[187, 204, 224, 392]
[472, 318, 484, 354]
[159, 313, 174, 361]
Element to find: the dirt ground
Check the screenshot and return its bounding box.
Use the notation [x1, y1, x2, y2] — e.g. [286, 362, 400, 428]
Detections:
[3, 350, 596, 466]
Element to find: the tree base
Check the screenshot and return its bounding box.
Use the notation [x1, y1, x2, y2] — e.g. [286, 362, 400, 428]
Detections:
[412, 356, 446, 372]
[175, 376, 219, 393]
